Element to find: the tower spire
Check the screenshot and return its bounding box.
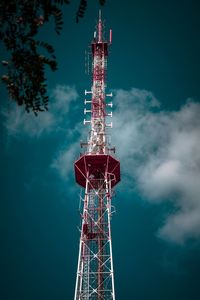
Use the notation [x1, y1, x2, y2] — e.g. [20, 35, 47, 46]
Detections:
[98, 9, 102, 43]
[74, 11, 120, 300]
[99, 9, 101, 21]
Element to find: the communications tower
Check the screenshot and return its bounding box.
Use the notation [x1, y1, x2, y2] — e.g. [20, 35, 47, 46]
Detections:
[74, 11, 120, 300]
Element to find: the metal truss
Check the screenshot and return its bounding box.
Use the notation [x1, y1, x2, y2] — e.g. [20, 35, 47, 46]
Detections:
[74, 174, 115, 300]
[74, 10, 120, 300]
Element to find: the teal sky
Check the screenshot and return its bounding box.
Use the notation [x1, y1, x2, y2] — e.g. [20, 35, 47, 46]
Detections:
[1, 1, 200, 299]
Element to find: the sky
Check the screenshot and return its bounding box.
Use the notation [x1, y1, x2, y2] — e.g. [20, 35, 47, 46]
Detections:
[1, 0, 200, 299]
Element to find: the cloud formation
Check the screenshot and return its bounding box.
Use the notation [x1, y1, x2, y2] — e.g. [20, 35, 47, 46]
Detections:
[2, 85, 78, 138]
[112, 88, 200, 244]
[50, 118, 86, 181]
[51, 142, 79, 180]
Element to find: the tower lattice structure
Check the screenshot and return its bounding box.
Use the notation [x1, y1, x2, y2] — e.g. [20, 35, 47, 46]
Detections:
[74, 11, 120, 300]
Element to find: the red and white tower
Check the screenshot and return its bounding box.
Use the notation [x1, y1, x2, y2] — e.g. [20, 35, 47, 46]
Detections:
[74, 11, 120, 300]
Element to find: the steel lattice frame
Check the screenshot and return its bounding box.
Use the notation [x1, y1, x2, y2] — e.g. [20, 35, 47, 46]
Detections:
[75, 173, 115, 300]
[74, 11, 120, 300]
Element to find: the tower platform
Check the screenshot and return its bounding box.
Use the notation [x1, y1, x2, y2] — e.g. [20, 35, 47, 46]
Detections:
[74, 154, 120, 188]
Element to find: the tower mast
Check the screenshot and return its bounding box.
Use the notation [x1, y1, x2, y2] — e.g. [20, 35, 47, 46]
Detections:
[74, 11, 120, 300]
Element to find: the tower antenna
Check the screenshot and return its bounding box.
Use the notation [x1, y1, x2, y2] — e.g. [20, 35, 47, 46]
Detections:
[98, 9, 102, 43]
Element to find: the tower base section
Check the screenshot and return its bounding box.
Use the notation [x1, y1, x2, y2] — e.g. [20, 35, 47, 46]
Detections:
[74, 170, 116, 300]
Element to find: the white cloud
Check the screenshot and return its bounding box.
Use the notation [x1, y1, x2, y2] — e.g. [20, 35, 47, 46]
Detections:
[50, 120, 88, 181]
[3, 105, 56, 137]
[112, 88, 200, 244]
[51, 142, 79, 180]
[50, 84, 78, 114]
[2, 85, 78, 138]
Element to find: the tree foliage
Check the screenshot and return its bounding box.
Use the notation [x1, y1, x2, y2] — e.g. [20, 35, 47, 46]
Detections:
[0, 0, 105, 115]
[76, 0, 105, 22]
